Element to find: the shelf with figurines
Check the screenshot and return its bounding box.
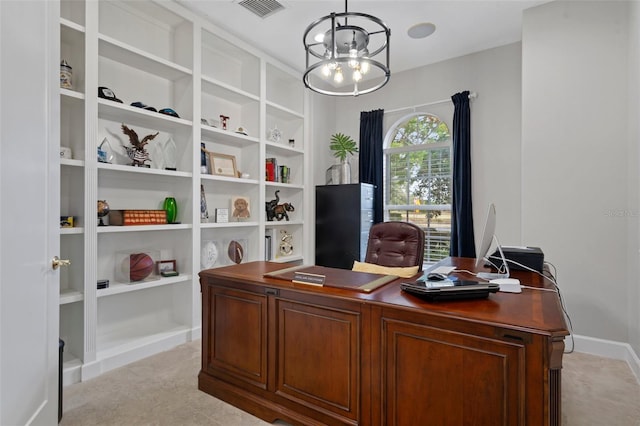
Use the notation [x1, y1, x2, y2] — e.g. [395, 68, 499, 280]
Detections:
[96, 123, 193, 177]
[201, 119, 260, 149]
[98, 98, 192, 134]
[201, 84, 260, 143]
[264, 227, 301, 263]
[199, 185, 258, 227]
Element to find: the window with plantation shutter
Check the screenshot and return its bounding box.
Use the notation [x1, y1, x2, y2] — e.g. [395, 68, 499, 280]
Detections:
[384, 113, 452, 264]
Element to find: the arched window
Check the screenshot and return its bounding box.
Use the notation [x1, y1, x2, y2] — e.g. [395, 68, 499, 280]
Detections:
[384, 113, 452, 264]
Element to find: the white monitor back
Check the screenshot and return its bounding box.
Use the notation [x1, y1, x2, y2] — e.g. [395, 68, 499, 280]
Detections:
[475, 203, 509, 280]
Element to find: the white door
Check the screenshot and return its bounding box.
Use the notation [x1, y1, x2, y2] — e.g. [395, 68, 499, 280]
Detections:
[0, 1, 60, 425]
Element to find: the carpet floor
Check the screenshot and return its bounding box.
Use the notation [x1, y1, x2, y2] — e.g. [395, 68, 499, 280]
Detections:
[60, 340, 640, 425]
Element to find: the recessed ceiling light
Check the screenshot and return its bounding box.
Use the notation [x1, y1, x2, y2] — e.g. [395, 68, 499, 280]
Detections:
[314, 32, 324, 43]
[408, 22, 436, 39]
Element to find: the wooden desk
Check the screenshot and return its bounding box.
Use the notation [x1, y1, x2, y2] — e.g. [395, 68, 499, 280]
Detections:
[198, 258, 568, 426]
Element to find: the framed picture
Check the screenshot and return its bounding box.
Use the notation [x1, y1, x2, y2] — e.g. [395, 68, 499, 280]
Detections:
[208, 152, 237, 177]
[156, 259, 177, 277]
[231, 196, 250, 220]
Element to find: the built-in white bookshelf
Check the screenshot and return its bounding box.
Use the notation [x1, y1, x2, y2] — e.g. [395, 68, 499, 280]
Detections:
[58, 0, 309, 385]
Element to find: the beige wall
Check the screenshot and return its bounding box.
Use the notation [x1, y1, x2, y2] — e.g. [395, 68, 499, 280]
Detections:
[313, 42, 524, 247]
[522, 1, 632, 343]
[310, 1, 639, 351]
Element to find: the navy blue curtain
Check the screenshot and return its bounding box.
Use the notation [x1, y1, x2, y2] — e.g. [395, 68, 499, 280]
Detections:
[359, 109, 384, 224]
[450, 91, 475, 258]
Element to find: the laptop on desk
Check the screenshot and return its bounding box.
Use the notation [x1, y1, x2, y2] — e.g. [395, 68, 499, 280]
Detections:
[401, 276, 499, 301]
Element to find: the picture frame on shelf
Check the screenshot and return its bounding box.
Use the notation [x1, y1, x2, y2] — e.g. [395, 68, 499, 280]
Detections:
[208, 152, 237, 177]
[215, 208, 229, 223]
[157, 259, 178, 277]
[231, 196, 250, 220]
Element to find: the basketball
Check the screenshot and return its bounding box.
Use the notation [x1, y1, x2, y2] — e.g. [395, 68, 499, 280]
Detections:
[129, 253, 154, 281]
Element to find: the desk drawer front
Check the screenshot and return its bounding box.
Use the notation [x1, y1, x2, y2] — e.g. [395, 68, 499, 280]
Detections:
[381, 318, 524, 426]
[205, 286, 268, 388]
[275, 299, 361, 422]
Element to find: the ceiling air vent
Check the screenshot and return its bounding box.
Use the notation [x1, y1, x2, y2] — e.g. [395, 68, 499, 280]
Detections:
[238, 0, 284, 19]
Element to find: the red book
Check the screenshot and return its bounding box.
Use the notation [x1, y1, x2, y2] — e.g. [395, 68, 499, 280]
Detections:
[266, 161, 275, 181]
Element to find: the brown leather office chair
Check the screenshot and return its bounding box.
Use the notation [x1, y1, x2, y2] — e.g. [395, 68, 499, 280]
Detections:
[364, 221, 426, 271]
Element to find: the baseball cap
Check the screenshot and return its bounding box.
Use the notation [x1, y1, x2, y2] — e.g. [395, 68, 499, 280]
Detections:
[159, 108, 180, 118]
[131, 102, 157, 112]
[98, 87, 122, 103]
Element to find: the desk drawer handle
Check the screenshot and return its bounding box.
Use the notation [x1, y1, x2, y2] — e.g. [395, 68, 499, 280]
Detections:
[495, 329, 531, 344]
[265, 288, 280, 296]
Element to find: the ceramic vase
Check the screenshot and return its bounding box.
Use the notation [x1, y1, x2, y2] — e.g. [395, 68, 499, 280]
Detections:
[339, 159, 351, 184]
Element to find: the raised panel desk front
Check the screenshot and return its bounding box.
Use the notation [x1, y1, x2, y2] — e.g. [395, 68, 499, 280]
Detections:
[199, 258, 568, 426]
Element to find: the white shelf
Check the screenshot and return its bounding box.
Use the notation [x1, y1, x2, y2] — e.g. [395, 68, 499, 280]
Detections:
[61, 227, 84, 235]
[265, 181, 304, 190]
[98, 99, 193, 132]
[201, 221, 259, 229]
[60, 289, 84, 305]
[97, 274, 192, 298]
[97, 162, 192, 178]
[60, 17, 85, 34]
[202, 76, 260, 105]
[61, 88, 85, 100]
[98, 33, 192, 81]
[266, 100, 304, 119]
[265, 220, 303, 227]
[97, 223, 192, 233]
[201, 125, 260, 147]
[265, 141, 304, 156]
[201, 174, 259, 185]
[60, 158, 84, 167]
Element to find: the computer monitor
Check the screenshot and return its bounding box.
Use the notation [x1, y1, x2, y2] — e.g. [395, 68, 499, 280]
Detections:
[475, 203, 509, 280]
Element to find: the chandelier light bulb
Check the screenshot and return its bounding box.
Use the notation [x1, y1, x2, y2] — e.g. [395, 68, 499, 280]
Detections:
[322, 64, 332, 77]
[360, 61, 370, 74]
[334, 67, 344, 83]
[353, 69, 362, 82]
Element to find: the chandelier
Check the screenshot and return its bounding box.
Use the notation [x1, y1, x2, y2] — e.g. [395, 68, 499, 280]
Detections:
[303, 1, 391, 97]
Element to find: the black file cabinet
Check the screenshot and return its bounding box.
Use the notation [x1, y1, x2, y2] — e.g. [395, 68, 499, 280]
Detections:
[315, 183, 375, 269]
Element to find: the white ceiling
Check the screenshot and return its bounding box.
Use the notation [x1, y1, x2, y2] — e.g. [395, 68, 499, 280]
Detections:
[178, 0, 549, 75]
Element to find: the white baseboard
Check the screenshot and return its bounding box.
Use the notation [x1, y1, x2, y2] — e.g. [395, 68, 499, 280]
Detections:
[573, 334, 640, 385]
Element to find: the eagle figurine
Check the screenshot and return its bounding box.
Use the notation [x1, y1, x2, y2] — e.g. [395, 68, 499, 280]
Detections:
[121, 124, 159, 167]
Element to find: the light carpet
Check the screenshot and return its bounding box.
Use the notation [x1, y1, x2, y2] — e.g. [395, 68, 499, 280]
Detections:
[60, 340, 640, 425]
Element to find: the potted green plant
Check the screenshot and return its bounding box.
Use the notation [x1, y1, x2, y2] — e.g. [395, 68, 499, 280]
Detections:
[329, 133, 358, 184]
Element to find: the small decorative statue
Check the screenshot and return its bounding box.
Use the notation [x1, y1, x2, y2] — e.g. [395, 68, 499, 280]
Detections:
[279, 230, 293, 256]
[219, 115, 229, 130]
[265, 190, 295, 221]
[121, 124, 159, 167]
[97, 200, 109, 226]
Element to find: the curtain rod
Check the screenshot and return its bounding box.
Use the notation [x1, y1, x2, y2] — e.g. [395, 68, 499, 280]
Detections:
[385, 92, 477, 114]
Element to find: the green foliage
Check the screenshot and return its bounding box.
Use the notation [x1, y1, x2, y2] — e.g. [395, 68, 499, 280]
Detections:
[387, 114, 452, 229]
[330, 133, 358, 162]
